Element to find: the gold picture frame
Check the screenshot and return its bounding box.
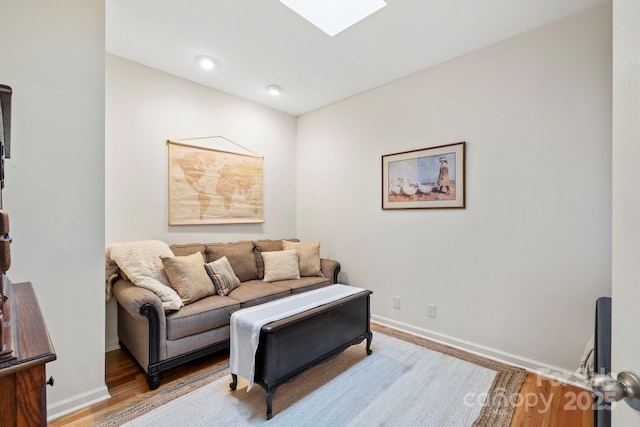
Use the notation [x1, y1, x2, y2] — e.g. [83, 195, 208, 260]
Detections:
[382, 141, 465, 210]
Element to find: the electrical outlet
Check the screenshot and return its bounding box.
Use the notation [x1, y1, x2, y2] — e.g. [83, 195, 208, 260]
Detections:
[393, 296, 401, 309]
[427, 304, 436, 318]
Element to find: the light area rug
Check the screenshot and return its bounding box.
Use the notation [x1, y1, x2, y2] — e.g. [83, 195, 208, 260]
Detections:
[95, 325, 525, 427]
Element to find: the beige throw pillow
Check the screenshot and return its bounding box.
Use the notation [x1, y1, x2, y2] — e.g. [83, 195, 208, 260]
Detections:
[161, 252, 215, 304]
[262, 249, 300, 282]
[282, 240, 323, 277]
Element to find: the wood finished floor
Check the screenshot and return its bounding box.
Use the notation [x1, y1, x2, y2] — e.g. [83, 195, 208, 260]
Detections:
[50, 348, 593, 427]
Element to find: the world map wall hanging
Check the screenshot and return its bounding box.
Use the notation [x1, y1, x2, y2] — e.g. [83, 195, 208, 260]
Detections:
[167, 136, 264, 225]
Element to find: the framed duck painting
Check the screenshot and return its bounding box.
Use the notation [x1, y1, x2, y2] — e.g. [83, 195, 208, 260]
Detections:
[382, 141, 465, 210]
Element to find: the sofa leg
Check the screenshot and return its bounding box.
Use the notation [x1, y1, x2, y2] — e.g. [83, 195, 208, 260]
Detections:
[147, 372, 162, 390]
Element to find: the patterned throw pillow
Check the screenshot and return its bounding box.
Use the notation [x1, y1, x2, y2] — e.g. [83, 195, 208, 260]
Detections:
[205, 256, 241, 296]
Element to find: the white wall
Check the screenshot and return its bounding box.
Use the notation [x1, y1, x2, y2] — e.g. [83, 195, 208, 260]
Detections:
[106, 54, 298, 244]
[105, 54, 298, 348]
[297, 5, 612, 377]
[611, 0, 640, 424]
[0, 0, 108, 420]
[0, 1, 616, 421]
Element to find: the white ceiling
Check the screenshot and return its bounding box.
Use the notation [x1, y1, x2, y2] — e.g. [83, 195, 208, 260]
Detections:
[106, 0, 609, 116]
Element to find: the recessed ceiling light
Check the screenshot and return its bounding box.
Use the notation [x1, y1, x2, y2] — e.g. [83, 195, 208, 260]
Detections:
[266, 85, 282, 96]
[196, 55, 216, 70]
[279, 0, 387, 37]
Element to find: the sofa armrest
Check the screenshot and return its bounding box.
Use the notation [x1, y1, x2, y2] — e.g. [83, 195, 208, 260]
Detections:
[112, 278, 165, 322]
[112, 278, 169, 389]
[320, 258, 341, 284]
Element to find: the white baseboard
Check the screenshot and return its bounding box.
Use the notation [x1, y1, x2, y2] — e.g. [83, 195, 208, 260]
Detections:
[47, 385, 111, 422]
[106, 336, 121, 352]
[372, 315, 591, 390]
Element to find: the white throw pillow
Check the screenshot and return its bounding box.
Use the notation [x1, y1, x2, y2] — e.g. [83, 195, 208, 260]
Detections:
[262, 249, 300, 282]
[108, 240, 183, 311]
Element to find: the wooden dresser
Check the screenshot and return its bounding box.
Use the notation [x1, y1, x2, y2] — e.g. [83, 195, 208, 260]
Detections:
[0, 282, 56, 426]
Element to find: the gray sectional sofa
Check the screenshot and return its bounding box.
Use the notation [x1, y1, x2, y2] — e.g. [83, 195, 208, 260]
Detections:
[111, 239, 340, 389]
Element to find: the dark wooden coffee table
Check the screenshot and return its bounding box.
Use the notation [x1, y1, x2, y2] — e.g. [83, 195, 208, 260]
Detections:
[230, 289, 372, 419]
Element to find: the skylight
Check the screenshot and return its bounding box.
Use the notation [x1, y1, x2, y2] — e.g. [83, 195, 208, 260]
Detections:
[278, 0, 387, 37]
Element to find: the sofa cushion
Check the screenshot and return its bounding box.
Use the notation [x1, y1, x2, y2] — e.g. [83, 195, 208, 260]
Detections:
[161, 252, 215, 305]
[166, 295, 240, 341]
[206, 241, 258, 282]
[170, 243, 206, 258]
[262, 249, 300, 282]
[227, 280, 291, 308]
[166, 326, 231, 360]
[204, 256, 241, 296]
[282, 240, 324, 277]
[253, 238, 299, 279]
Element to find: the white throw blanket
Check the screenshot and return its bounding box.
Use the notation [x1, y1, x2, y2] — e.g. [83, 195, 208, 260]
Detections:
[230, 284, 366, 391]
[105, 240, 183, 311]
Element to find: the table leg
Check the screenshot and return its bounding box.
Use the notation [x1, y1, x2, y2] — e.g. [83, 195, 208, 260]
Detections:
[230, 374, 238, 390]
[262, 385, 279, 419]
[366, 331, 373, 355]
